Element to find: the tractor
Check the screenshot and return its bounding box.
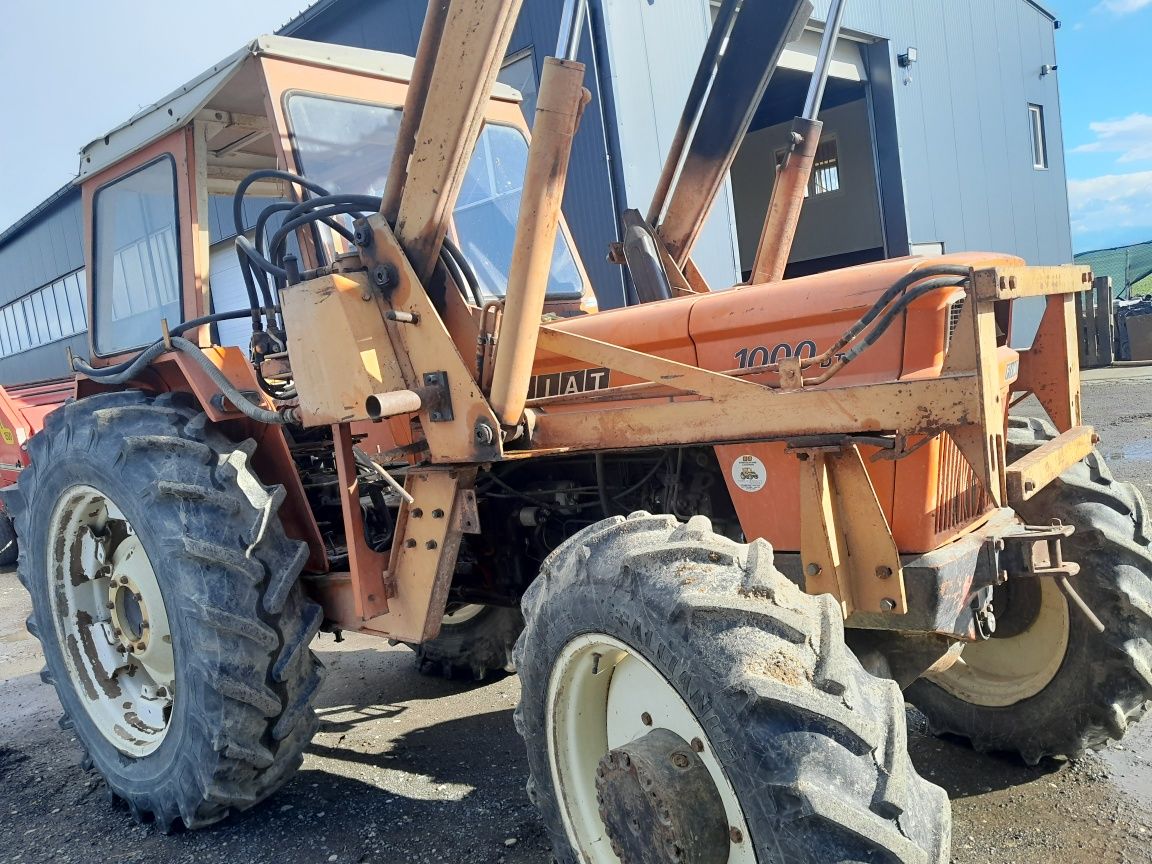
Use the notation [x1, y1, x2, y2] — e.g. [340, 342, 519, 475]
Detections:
[5, 0, 1151, 861]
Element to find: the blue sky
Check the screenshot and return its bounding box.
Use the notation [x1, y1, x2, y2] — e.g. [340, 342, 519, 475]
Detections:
[0, 1, 304, 230]
[0, 1, 1148, 256]
[1057, 0, 1152, 252]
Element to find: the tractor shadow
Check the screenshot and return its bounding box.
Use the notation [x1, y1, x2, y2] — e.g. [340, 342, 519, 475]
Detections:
[904, 707, 1064, 799]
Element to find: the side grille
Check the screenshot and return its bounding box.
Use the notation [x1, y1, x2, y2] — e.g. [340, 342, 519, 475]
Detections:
[944, 298, 965, 351]
[934, 432, 986, 535]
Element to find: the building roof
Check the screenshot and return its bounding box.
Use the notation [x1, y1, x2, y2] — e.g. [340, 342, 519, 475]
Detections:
[0, 182, 79, 250]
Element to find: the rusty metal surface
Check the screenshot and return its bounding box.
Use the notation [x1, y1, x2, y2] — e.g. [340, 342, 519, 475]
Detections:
[750, 116, 823, 284]
[488, 57, 588, 426]
[392, 0, 525, 283]
[361, 467, 475, 643]
[364, 220, 502, 463]
[281, 272, 408, 426]
[1015, 294, 1083, 432]
[797, 445, 906, 616]
[530, 374, 982, 452]
[333, 423, 390, 620]
[1006, 425, 1095, 502]
[380, 0, 451, 224]
[972, 265, 1092, 301]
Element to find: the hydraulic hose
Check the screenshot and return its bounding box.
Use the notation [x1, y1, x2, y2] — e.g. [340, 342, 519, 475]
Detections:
[166, 337, 291, 424]
[232, 169, 334, 237]
[840, 276, 967, 363]
[821, 265, 972, 362]
[72, 334, 293, 425]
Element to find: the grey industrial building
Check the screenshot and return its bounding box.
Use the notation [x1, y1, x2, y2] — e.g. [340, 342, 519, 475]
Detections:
[0, 0, 1072, 385]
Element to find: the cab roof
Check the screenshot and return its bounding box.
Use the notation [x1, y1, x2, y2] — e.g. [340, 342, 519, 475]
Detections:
[77, 34, 521, 182]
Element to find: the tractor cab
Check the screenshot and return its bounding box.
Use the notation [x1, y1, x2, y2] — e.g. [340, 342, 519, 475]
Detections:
[76, 36, 596, 372]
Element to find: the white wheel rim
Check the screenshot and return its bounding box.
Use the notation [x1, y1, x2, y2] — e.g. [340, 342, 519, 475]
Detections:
[929, 578, 1069, 707]
[546, 633, 755, 863]
[47, 485, 175, 756]
[441, 603, 486, 626]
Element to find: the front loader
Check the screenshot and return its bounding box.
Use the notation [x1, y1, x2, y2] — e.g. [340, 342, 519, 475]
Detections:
[7, 0, 1151, 861]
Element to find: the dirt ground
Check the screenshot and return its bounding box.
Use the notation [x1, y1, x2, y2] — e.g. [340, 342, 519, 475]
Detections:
[1, 370, 1151, 864]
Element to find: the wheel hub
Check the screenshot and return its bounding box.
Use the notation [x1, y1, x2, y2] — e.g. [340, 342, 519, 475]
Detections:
[594, 728, 729, 864]
[48, 487, 176, 756]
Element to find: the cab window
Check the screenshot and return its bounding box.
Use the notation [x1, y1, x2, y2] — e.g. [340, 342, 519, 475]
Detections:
[286, 93, 582, 300]
[92, 156, 181, 355]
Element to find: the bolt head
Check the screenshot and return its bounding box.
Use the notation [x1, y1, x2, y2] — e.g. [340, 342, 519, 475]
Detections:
[880, 597, 897, 612]
[805, 562, 822, 577]
[425, 539, 438, 550]
[875, 565, 893, 579]
[474, 422, 495, 445]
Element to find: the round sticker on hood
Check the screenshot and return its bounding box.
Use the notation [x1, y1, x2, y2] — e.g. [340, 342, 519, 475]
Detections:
[731, 454, 767, 493]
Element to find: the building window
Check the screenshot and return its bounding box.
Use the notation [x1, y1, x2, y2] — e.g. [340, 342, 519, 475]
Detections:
[776, 137, 841, 197]
[498, 49, 539, 126]
[0, 269, 88, 359]
[1028, 104, 1048, 169]
[812, 139, 840, 194]
[92, 155, 181, 356]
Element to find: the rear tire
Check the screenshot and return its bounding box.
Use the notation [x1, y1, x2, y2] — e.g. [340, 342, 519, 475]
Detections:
[907, 416, 1152, 763]
[516, 512, 950, 864]
[413, 604, 522, 680]
[6, 391, 323, 829]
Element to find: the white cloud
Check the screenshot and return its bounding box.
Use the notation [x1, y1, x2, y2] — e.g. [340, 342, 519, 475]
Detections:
[1072, 113, 1152, 163]
[1099, 0, 1152, 12]
[1068, 170, 1152, 238]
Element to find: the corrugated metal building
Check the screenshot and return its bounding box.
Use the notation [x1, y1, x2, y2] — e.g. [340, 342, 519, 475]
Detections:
[0, 0, 1072, 385]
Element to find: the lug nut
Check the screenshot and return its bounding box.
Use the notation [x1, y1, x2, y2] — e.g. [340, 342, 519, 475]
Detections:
[640, 712, 652, 726]
[729, 827, 744, 844]
[690, 738, 704, 753]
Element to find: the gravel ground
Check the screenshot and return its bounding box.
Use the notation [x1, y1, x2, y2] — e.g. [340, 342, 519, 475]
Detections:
[1, 371, 1150, 864]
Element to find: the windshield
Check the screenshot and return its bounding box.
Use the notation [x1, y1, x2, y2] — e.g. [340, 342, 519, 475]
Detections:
[286, 93, 583, 299]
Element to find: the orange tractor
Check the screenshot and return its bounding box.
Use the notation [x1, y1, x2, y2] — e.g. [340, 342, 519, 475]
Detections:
[7, 0, 1151, 861]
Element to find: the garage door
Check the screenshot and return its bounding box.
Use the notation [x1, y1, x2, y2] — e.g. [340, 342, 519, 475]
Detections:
[208, 240, 254, 352]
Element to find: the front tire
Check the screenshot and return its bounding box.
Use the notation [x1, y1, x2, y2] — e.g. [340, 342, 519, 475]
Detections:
[516, 512, 950, 864]
[907, 416, 1152, 762]
[6, 391, 323, 829]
